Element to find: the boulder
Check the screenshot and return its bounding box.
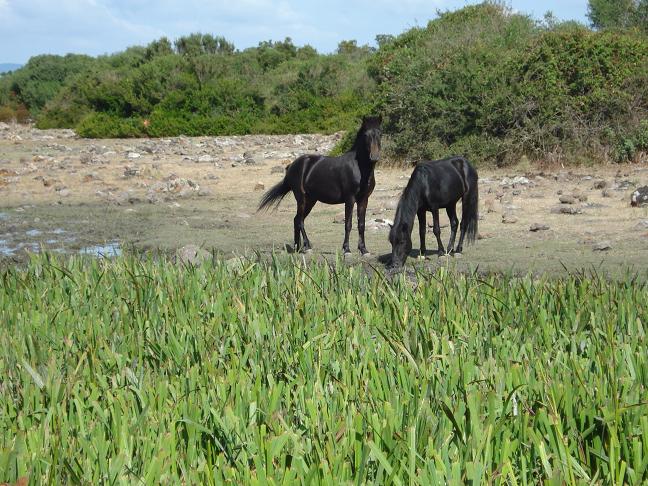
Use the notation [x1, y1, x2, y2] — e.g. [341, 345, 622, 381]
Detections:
[630, 186, 648, 207]
[175, 245, 210, 265]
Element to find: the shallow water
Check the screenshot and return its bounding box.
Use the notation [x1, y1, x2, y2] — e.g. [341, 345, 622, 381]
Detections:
[80, 242, 122, 257]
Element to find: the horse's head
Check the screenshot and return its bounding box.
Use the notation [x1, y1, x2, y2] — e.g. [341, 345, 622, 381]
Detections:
[361, 116, 382, 162]
[388, 220, 412, 268]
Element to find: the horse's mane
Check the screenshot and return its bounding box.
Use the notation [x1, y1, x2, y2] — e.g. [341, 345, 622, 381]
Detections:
[393, 172, 421, 230]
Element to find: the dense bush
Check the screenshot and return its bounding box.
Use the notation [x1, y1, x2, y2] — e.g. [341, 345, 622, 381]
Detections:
[1, 3, 647, 165]
[17, 36, 374, 139]
[76, 113, 144, 138]
[370, 3, 648, 165]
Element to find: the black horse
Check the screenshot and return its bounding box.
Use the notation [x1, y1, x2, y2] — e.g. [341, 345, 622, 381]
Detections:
[389, 156, 479, 267]
[258, 116, 382, 254]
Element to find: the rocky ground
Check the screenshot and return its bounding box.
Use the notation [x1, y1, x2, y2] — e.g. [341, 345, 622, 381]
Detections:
[1, 122, 647, 276]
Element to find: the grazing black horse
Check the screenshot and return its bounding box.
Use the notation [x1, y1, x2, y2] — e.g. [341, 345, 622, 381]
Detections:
[389, 156, 479, 267]
[258, 116, 382, 254]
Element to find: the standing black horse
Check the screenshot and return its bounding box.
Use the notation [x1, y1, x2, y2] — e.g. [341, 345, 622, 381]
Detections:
[258, 116, 382, 255]
[389, 156, 479, 267]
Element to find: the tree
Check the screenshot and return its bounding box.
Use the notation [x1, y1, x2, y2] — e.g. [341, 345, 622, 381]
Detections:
[588, 0, 648, 31]
[174, 34, 235, 57]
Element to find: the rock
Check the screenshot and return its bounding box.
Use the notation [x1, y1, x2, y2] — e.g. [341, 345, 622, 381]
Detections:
[244, 157, 257, 165]
[384, 199, 399, 210]
[593, 179, 607, 189]
[124, 167, 140, 177]
[592, 240, 612, 252]
[602, 189, 612, 198]
[57, 189, 71, 197]
[551, 206, 582, 215]
[113, 191, 131, 205]
[198, 189, 212, 197]
[559, 195, 576, 204]
[254, 182, 265, 191]
[529, 223, 549, 232]
[197, 154, 215, 163]
[367, 218, 393, 230]
[175, 244, 210, 265]
[502, 214, 518, 224]
[127, 152, 141, 159]
[633, 220, 648, 230]
[630, 186, 648, 207]
[484, 199, 496, 213]
[500, 176, 530, 187]
[615, 180, 635, 191]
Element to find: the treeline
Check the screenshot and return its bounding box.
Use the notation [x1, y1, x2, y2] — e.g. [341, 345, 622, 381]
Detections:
[1, 2, 647, 165]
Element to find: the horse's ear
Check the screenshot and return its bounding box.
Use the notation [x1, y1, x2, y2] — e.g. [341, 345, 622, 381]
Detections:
[377, 114, 383, 125]
[388, 223, 393, 229]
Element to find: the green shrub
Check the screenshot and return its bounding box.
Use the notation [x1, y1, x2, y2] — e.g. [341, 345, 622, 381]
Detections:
[371, 3, 648, 165]
[0, 105, 14, 122]
[613, 119, 648, 161]
[76, 113, 144, 138]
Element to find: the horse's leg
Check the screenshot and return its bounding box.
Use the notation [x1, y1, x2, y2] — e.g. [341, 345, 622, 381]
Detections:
[342, 199, 354, 255]
[417, 208, 427, 258]
[446, 204, 459, 254]
[293, 192, 304, 251]
[456, 208, 468, 254]
[432, 209, 445, 255]
[300, 198, 316, 251]
[356, 196, 370, 255]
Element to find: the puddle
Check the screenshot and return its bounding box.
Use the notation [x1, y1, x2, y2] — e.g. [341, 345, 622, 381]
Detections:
[0, 221, 121, 258]
[80, 242, 122, 257]
[0, 239, 14, 256]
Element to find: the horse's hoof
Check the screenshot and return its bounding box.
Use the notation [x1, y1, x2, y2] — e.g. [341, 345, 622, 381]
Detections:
[453, 252, 463, 259]
[360, 252, 371, 258]
[343, 252, 353, 258]
[417, 255, 426, 260]
[301, 248, 313, 254]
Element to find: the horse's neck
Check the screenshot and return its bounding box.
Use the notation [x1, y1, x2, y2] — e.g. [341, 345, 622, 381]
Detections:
[353, 146, 374, 178]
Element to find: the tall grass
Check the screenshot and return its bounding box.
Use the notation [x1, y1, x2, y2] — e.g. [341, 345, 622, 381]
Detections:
[1, 254, 647, 484]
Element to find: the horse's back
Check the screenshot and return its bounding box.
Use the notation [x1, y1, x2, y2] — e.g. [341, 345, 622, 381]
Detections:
[414, 157, 473, 208]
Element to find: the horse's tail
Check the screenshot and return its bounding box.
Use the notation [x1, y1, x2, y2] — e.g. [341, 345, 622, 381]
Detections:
[461, 160, 479, 244]
[258, 170, 291, 212]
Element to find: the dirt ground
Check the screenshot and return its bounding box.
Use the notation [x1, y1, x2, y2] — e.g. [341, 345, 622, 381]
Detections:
[1, 122, 647, 276]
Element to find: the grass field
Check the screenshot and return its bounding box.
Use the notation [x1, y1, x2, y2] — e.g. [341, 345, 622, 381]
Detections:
[1, 253, 647, 484]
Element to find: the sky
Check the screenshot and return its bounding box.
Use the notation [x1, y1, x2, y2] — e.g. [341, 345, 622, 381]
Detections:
[0, 0, 589, 63]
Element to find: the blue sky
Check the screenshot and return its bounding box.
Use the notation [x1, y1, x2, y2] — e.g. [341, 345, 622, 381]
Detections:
[0, 0, 589, 63]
